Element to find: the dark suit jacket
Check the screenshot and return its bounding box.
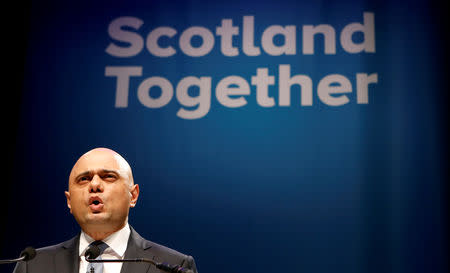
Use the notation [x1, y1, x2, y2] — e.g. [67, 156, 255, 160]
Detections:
[13, 227, 198, 273]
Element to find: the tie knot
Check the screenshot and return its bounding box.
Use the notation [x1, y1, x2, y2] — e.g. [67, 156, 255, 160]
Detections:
[89, 241, 109, 255]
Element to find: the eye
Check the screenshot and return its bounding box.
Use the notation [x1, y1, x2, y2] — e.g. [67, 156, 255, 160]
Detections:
[77, 176, 91, 183]
[103, 173, 118, 181]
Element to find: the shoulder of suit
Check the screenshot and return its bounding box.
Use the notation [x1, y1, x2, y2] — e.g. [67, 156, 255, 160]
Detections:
[144, 240, 197, 271]
[34, 234, 78, 255]
[144, 239, 189, 258]
[130, 227, 190, 259]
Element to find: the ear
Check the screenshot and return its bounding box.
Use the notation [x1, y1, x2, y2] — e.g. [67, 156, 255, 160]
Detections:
[65, 191, 73, 214]
[129, 184, 139, 208]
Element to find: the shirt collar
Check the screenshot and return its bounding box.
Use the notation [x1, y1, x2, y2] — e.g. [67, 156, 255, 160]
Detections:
[79, 223, 131, 258]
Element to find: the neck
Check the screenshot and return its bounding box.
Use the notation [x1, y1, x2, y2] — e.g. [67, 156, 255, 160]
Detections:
[82, 222, 127, 241]
[84, 230, 115, 241]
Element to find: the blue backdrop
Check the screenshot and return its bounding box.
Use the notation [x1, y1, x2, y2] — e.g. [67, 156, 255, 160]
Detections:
[2, 0, 448, 273]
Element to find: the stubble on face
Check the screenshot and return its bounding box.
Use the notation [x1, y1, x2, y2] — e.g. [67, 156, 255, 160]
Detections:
[65, 148, 138, 240]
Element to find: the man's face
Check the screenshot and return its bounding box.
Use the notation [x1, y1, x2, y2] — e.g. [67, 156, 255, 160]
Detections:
[65, 149, 139, 233]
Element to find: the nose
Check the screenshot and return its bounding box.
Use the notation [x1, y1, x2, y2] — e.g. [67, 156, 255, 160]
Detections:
[89, 174, 103, 193]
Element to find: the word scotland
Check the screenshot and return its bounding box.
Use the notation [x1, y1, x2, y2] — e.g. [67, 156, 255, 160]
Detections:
[105, 13, 378, 119]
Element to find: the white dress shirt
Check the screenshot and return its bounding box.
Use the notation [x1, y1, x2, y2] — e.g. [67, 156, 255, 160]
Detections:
[79, 223, 131, 273]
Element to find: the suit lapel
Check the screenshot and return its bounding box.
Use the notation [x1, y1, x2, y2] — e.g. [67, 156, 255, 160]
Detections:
[55, 234, 80, 273]
[120, 227, 153, 273]
[54, 228, 154, 273]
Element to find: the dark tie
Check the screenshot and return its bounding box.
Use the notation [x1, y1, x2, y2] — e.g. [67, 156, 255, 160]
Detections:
[86, 241, 109, 273]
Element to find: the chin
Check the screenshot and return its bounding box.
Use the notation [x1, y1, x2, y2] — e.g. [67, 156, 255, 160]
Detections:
[85, 213, 110, 223]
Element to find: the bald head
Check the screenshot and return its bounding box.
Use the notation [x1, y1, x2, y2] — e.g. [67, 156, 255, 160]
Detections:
[69, 148, 134, 187]
[65, 147, 139, 240]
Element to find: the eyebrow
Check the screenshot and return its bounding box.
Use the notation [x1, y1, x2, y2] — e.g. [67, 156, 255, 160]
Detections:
[74, 169, 121, 181]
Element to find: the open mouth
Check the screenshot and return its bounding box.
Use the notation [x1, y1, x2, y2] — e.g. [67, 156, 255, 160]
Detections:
[89, 196, 103, 204]
[89, 196, 104, 212]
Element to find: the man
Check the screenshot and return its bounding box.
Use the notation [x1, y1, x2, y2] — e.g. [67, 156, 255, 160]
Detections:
[14, 147, 198, 273]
